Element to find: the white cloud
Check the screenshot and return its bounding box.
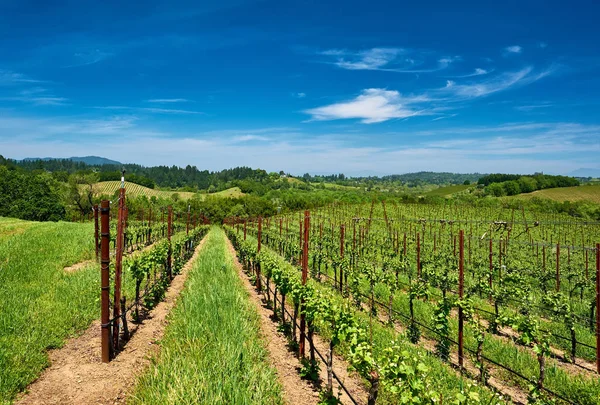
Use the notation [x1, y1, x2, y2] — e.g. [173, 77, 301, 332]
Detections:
[440, 66, 551, 99]
[304, 88, 428, 123]
[292, 92, 306, 98]
[0, 95, 69, 106]
[304, 66, 554, 123]
[504, 45, 523, 54]
[145, 98, 190, 103]
[449, 68, 491, 78]
[332, 47, 404, 70]
[0, 70, 43, 85]
[321, 47, 459, 73]
[232, 135, 270, 142]
[66, 49, 113, 67]
[94, 105, 203, 115]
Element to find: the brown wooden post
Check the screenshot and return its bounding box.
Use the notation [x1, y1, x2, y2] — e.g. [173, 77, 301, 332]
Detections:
[586, 249, 589, 279]
[556, 243, 560, 292]
[416, 232, 421, 277]
[94, 204, 99, 261]
[458, 230, 465, 370]
[595, 243, 599, 374]
[489, 239, 493, 300]
[100, 200, 111, 363]
[340, 224, 345, 292]
[244, 220, 247, 240]
[256, 217, 262, 291]
[113, 177, 126, 352]
[403, 232, 407, 256]
[299, 210, 310, 358]
[186, 204, 190, 235]
[167, 206, 173, 279]
[299, 220, 303, 265]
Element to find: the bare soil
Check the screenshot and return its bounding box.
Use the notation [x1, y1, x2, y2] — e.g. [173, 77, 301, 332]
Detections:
[16, 236, 209, 405]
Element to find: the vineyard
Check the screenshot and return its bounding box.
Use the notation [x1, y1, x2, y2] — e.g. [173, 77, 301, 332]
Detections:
[3, 195, 600, 405]
[514, 185, 600, 204]
[89, 181, 245, 201]
[224, 201, 600, 404]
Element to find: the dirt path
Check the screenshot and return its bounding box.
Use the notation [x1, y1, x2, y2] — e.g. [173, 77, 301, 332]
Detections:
[225, 236, 368, 405]
[16, 235, 209, 405]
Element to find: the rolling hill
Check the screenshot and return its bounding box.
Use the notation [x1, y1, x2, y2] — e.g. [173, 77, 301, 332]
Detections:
[512, 184, 600, 204]
[89, 182, 245, 201]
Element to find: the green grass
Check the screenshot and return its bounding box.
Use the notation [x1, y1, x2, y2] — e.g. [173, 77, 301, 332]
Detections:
[0, 217, 97, 405]
[128, 227, 283, 405]
[424, 184, 472, 197]
[203, 186, 245, 199]
[511, 184, 600, 204]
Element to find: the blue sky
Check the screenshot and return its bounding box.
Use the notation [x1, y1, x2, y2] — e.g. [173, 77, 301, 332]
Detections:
[1, 0, 599, 176]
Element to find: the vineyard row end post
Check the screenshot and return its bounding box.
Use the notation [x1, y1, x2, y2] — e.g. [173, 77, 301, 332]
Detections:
[299, 210, 310, 358]
[100, 200, 111, 363]
[256, 217, 262, 291]
[458, 230, 464, 370]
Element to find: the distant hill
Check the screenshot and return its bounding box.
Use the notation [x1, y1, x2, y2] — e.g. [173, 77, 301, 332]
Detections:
[22, 156, 121, 166]
[381, 171, 484, 185]
[569, 168, 600, 178]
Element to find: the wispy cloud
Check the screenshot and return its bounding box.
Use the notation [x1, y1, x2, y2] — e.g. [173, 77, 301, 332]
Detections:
[515, 103, 555, 112]
[320, 47, 459, 73]
[304, 88, 429, 123]
[292, 92, 306, 98]
[145, 98, 191, 103]
[232, 134, 270, 142]
[0, 95, 69, 106]
[305, 66, 555, 123]
[0, 70, 43, 85]
[504, 45, 523, 55]
[449, 68, 491, 78]
[65, 49, 113, 67]
[441, 66, 547, 98]
[95, 105, 203, 115]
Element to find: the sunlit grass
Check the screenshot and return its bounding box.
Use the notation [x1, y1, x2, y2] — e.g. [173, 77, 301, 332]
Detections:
[129, 227, 283, 405]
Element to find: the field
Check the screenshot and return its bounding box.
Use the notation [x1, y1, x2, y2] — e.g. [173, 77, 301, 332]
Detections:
[0, 218, 96, 404]
[514, 184, 600, 204]
[424, 184, 472, 197]
[90, 182, 245, 201]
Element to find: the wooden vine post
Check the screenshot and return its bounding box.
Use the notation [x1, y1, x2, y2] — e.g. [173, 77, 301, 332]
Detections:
[556, 243, 561, 292]
[167, 206, 173, 279]
[113, 173, 126, 352]
[186, 204, 190, 235]
[256, 217, 262, 291]
[596, 243, 600, 374]
[416, 232, 421, 277]
[299, 210, 310, 358]
[94, 204, 99, 261]
[244, 219, 247, 240]
[340, 224, 345, 292]
[458, 230, 465, 370]
[100, 200, 111, 363]
[488, 239, 493, 301]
